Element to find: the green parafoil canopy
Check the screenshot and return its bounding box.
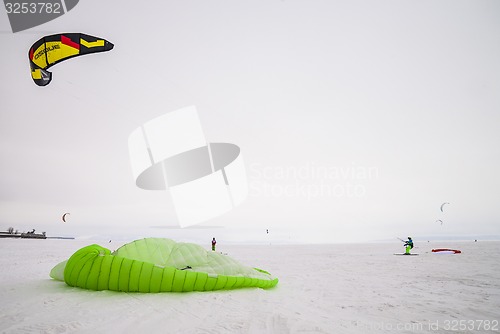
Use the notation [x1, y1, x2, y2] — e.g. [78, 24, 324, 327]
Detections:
[50, 238, 278, 292]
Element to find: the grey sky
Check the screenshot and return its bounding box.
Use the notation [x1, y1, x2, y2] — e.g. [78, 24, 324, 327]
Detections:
[1, 0, 499, 242]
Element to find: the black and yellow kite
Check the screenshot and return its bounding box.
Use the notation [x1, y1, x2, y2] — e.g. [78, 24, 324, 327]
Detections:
[29, 33, 114, 86]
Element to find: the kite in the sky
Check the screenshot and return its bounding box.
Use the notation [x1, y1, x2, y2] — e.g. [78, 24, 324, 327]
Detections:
[28, 33, 114, 86]
[62, 213, 70, 223]
[440, 202, 450, 212]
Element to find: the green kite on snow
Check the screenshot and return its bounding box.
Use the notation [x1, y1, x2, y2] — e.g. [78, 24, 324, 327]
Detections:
[50, 238, 278, 292]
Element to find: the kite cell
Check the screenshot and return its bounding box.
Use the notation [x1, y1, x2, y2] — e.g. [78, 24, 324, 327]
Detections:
[62, 213, 70, 223]
[49, 238, 278, 292]
[29, 33, 114, 86]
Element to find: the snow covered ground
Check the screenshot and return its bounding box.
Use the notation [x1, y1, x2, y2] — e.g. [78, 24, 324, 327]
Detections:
[1, 239, 499, 333]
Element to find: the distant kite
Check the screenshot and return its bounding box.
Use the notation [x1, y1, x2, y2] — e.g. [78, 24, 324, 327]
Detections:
[28, 33, 113, 86]
[62, 213, 70, 223]
[436, 219, 443, 225]
[440, 202, 450, 212]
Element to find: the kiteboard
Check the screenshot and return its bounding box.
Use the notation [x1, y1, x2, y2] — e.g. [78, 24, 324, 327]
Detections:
[394, 253, 419, 256]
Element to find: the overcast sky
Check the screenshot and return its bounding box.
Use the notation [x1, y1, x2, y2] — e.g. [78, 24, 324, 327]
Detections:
[1, 0, 499, 243]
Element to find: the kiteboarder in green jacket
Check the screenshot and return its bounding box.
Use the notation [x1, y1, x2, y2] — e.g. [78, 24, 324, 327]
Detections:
[404, 237, 414, 254]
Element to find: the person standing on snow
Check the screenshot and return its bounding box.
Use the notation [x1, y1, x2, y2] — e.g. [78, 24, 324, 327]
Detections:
[404, 237, 414, 254]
